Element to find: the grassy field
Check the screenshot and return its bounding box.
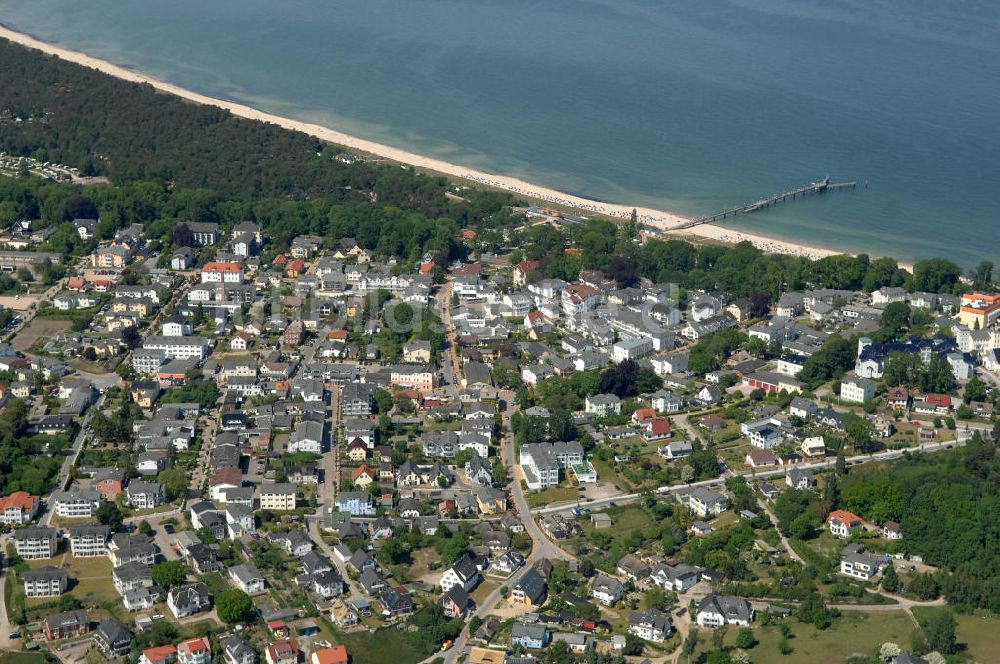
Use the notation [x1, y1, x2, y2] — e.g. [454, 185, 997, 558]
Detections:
[332, 624, 442, 664]
[0, 654, 58, 664]
[470, 580, 499, 609]
[573, 502, 660, 571]
[66, 356, 113, 374]
[590, 457, 636, 492]
[525, 485, 578, 508]
[200, 572, 232, 598]
[701, 611, 918, 664]
[912, 607, 1000, 663]
[21, 552, 117, 613]
[387, 547, 439, 584]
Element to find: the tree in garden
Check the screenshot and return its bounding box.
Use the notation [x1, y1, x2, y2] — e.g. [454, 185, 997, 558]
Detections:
[171, 222, 194, 247]
[217, 589, 254, 624]
[923, 610, 957, 654]
[96, 502, 123, 529]
[151, 561, 188, 589]
[880, 301, 911, 337]
[880, 643, 902, 660]
[158, 466, 189, 501]
[621, 634, 644, 656]
[881, 564, 901, 593]
[910, 258, 962, 294]
[599, 359, 640, 398]
[682, 628, 700, 661]
[969, 260, 994, 290]
[636, 367, 663, 393]
[908, 573, 940, 600]
[845, 413, 878, 454]
[963, 376, 986, 404]
[734, 627, 757, 649]
[491, 463, 508, 485]
[731, 650, 751, 664]
[377, 538, 410, 565]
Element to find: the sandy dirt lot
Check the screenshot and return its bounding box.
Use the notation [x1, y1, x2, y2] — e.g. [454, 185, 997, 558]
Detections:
[0, 295, 39, 311]
[12, 318, 71, 351]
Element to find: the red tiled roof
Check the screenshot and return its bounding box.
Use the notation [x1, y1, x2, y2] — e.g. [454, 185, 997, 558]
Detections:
[648, 418, 672, 435]
[142, 645, 177, 663]
[352, 465, 376, 481]
[516, 260, 540, 274]
[0, 491, 38, 514]
[828, 510, 862, 525]
[267, 641, 298, 660]
[210, 466, 242, 487]
[925, 393, 951, 407]
[632, 408, 655, 423]
[312, 646, 348, 664]
[202, 261, 242, 273]
[177, 638, 210, 658]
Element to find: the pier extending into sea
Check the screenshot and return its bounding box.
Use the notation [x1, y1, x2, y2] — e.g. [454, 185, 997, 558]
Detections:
[671, 176, 857, 230]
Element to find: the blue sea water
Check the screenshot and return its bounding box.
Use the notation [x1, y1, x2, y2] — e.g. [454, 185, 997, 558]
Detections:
[0, 0, 997, 265]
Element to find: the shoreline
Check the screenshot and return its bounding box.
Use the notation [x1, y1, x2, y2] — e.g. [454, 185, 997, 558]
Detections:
[0, 23, 904, 269]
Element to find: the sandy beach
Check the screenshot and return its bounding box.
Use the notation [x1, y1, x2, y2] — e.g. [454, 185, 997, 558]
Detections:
[0, 24, 864, 265]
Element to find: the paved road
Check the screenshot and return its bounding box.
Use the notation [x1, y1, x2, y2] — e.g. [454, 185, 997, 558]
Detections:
[307, 515, 362, 598]
[318, 384, 341, 511]
[831, 595, 947, 612]
[437, 282, 461, 388]
[500, 405, 573, 563]
[440, 395, 572, 664]
[43, 392, 109, 525]
[756, 496, 803, 565]
[0, 533, 16, 650]
[532, 430, 987, 517]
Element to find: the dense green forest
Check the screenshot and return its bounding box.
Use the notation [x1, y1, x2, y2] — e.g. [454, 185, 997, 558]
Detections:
[515, 218, 985, 302]
[0, 38, 520, 261]
[0, 40, 497, 212]
[838, 433, 1000, 611]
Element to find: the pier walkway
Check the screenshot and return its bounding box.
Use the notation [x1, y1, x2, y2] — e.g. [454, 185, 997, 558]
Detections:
[671, 176, 857, 230]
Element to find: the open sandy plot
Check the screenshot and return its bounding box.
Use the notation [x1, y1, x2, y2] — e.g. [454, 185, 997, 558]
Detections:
[11, 318, 71, 351]
[0, 295, 39, 311]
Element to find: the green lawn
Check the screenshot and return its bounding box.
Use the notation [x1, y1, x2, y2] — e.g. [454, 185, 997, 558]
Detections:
[200, 572, 232, 598]
[0, 654, 58, 664]
[912, 607, 1000, 663]
[590, 456, 637, 492]
[525, 485, 578, 508]
[19, 552, 118, 615]
[704, 611, 917, 664]
[331, 624, 443, 664]
[572, 503, 661, 571]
